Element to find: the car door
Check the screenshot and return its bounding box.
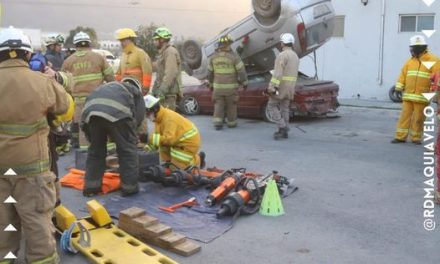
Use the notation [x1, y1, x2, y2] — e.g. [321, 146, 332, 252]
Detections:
[238, 73, 269, 118]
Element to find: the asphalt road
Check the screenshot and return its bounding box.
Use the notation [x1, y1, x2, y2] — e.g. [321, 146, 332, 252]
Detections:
[50, 105, 440, 264]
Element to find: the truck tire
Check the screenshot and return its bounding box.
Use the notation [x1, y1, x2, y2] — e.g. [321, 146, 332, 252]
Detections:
[388, 86, 402, 103]
[181, 40, 202, 70]
[252, 0, 281, 19]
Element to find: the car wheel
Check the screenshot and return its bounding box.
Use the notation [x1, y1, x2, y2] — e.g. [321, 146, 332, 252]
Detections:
[262, 102, 277, 123]
[388, 86, 402, 103]
[179, 96, 200, 115]
[181, 40, 202, 70]
[252, 0, 281, 19]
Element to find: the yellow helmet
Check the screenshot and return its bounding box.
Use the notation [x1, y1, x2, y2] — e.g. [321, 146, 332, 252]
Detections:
[218, 34, 233, 46]
[53, 94, 74, 126]
[115, 28, 137, 40]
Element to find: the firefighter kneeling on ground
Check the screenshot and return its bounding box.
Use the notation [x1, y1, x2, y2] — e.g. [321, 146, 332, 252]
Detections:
[144, 95, 206, 169]
[0, 26, 71, 264]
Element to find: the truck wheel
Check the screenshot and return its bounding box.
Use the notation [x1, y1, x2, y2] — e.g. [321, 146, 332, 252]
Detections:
[388, 86, 402, 103]
[252, 0, 281, 19]
[179, 96, 200, 115]
[181, 40, 202, 70]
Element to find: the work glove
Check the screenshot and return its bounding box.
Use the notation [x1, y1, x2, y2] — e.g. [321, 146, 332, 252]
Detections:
[144, 144, 157, 152]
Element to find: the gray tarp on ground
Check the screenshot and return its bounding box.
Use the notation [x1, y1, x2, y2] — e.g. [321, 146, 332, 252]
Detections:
[96, 182, 233, 243]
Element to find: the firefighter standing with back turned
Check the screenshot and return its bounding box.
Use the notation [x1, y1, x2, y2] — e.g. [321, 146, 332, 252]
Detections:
[0, 27, 70, 264]
[392, 35, 440, 144]
[81, 78, 146, 197]
[152, 27, 182, 111]
[207, 34, 248, 130]
[267, 33, 299, 140]
[61, 31, 115, 149]
[115, 28, 153, 96]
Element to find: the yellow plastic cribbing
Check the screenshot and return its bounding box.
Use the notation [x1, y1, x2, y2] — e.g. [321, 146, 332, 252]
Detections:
[86, 200, 112, 227]
[55, 205, 79, 232]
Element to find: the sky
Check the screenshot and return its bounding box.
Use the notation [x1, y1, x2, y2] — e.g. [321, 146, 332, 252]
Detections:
[0, 0, 251, 41]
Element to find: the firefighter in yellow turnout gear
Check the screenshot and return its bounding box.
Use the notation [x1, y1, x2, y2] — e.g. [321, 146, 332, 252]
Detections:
[61, 31, 115, 149]
[392, 35, 440, 144]
[208, 34, 248, 130]
[115, 28, 153, 96]
[0, 27, 70, 264]
[144, 95, 206, 169]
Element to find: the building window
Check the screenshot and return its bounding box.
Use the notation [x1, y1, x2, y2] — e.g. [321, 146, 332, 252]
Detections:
[399, 14, 435, 32]
[332, 15, 345, 38]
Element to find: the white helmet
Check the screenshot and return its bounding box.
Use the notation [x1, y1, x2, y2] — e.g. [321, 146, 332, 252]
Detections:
[144, 95, 160, 110]
[73, 31, 91, 44]
[410, 35, 427, 46]
[0, 26, 33, 53]
[280, 33, 295, 44]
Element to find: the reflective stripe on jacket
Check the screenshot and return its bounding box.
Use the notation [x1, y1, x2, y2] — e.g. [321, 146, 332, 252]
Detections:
[149, 107, 201, 151]
[153, 44, 182, 96]
[0, 59, 70, 175]
[61, 48, 115, 97]
[207, 49, 248, 90]
[116, 43, 152, 90]
[269, 47, 300, 100]
[81, 81, 146, 126]
[395, 52, 440, 103]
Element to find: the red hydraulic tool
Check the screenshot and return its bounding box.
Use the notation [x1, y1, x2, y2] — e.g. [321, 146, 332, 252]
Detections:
[159, 197, 198, 213]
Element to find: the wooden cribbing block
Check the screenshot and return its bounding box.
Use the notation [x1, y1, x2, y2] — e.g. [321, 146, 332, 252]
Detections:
[170, 240, 201, 256]
[142, 223, 172, 239]
[132, 215, 159, 228]
[119, 207, 146, 223]
[117, 208, 201, 256]
[156, 232, 186, 249]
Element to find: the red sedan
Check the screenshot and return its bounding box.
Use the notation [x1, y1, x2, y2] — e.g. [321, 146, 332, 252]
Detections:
[179, 72, 339, 122]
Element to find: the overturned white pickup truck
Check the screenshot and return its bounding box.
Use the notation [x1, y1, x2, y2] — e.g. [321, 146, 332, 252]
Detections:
[181, 0, 336, 79]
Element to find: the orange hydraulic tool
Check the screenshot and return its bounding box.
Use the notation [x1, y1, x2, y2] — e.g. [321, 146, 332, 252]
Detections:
[205, 172, 242, 207]
[159, 197, 198, 213]
[216, 189, 252, 218]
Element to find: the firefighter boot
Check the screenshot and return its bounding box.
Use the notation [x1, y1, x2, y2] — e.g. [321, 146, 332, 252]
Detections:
[274, 127, 288, 140]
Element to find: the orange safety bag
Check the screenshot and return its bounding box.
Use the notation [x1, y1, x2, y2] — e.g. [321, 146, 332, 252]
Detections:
[60, 168, 121, 194]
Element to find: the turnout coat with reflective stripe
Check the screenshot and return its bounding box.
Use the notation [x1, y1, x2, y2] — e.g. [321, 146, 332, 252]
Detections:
[0, 59, 70, 175]
[149, 107, 200, 162]
[61, 48, 115, 97]
[269, 47, 299, 100]
[207, 49, 248, 90]
[153, 44, 182, 96]
[115, 43, 153, 90]
[81, 82, 146, 126]
[395, 51, 440, 104]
